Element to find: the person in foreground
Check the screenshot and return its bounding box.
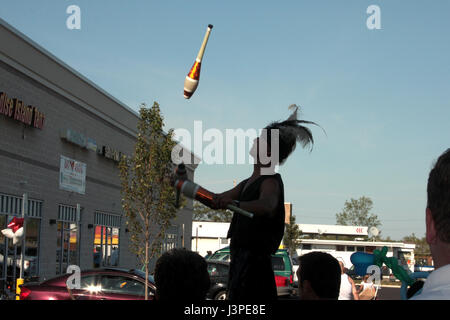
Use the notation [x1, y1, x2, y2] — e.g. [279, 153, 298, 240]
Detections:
[411, 149, 450, 300]
[296, 252, 342, 300]
[212, 105, 322, 301]
[338, 261, 360, 300]
[153, 248, 210, 301]
[358, 274, 377, 300]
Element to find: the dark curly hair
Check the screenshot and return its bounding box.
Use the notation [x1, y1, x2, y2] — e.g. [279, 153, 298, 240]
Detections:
[427, 148, 450, 243]
[154, 248, 210, 301]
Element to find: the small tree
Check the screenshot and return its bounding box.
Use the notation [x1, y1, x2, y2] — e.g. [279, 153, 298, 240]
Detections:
[193, 201, 233, 222]
[336, 196, 381, 231]
[119, 102, 177, 300]
[283, 215, 302, 256]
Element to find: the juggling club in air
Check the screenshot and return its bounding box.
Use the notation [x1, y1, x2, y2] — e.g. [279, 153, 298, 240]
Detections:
[183, 24, 214, 99]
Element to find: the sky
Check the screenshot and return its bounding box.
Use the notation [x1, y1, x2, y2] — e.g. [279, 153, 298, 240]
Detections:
[1, 0, 449, 240]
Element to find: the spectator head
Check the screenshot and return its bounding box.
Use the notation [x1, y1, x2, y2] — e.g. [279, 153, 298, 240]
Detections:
[154, 248, 210, 301]
[426, 149, 450, 268]
[297, 252, 342, 300]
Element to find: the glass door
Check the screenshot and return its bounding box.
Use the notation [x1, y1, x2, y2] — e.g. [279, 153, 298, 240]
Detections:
[0, 215, 6, 294]
[93, 226, 119, 268]
[56, 222, 79, 274]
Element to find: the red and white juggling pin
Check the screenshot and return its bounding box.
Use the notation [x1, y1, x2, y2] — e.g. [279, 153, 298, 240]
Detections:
[183, 24, 214, 99]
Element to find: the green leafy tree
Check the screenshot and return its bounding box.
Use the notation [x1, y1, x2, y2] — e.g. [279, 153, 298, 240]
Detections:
[283, 215, 302, 255]
[336, 196, 381, 232]
[402, 233, 430, 262]
[119, 102, 177, 300]
[193, 201, 232, 222]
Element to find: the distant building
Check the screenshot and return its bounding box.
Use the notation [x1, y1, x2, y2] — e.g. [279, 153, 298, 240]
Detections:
[0, 18, 197, 289]
[284, 202, 292, 224]
[296, 224, 416, 273]
[192, 221, 416, 273]
[192, 221, 230, 257]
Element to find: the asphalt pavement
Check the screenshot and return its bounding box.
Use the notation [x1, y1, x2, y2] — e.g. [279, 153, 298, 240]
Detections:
[281, 285, 403, 300]
[376, 286, 402, 300]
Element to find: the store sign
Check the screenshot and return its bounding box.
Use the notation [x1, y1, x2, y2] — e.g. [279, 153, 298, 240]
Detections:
[87, 138, 97, 152]
[97, 145, 125, 163]
[61, 129, 87, 148]
[61, 128, 98, 152]
[59, 155, 87, 194]
[60, 129, 126, 164]
[0, 92, 45, 129]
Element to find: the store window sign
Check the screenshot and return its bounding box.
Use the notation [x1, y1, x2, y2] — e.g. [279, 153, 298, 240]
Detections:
[0, 92, 45, 129]
[59, 155, 87, 194]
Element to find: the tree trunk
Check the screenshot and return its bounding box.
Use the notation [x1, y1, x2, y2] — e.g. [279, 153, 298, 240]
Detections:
[145, 239, 149, 300]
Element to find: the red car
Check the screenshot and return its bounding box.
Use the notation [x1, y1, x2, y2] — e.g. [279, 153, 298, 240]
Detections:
[20, 268, 156, 300]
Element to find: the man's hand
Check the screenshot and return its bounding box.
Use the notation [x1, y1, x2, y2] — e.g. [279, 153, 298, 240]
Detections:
[211, 194, 234, 210]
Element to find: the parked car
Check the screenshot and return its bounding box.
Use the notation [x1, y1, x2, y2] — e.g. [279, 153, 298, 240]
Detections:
[414, 265, 434, 273]
[291, 256, 299, 287]
[206, 261, 229, 300]
[208, 249, 230, 263]
[207, 247, 294, 297]
[271, 249, 294, 296]
[19, 268, 156, 300]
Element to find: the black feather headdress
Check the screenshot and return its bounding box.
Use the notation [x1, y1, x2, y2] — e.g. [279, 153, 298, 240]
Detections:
[264, 105, 324, 164]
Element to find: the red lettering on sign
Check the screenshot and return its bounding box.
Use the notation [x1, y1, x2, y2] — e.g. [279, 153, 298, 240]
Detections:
[1, 92, 45, 129]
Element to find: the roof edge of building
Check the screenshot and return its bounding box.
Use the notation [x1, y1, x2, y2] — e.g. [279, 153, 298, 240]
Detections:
[0, 17, 139, 120]
[0, 17, 199, 171]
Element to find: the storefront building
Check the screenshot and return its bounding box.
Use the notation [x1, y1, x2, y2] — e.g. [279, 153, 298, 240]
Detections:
[0, 18, 196, 287]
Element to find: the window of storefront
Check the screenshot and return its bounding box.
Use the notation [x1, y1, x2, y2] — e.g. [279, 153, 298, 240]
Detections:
[0, 194, 42, 292]
[56, 205, 80, 275]
[162, 225, 180, 253]
[365, 246, 376, 253]
[93, 212, 121, 268]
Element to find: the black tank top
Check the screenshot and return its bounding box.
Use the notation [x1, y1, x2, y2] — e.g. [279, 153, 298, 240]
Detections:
[227, 173, 285, 255]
